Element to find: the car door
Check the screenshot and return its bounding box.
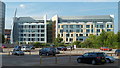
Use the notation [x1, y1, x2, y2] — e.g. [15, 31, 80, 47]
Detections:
[82, 53, 89, 62]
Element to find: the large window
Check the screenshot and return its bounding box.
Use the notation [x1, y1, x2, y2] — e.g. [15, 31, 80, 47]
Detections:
[41, 30, 44, 32]
[76, 25, 80, 28]
[70, 25, 73, 28]
[41, 34, 44, 37]
[86, 29, 90, 33]
[41, 25, 44, 28]
[41, 38, 44, 41]
[86, 25, 90, 28]
[76, 29, 80, 32]
[81, 25, 83, 28]
[97, 29, 100, 33]
[66, 34, 69, 37]
[100, 25, 104, 28]
[70, 38, 73, 42]
[60, 29, 63, 33]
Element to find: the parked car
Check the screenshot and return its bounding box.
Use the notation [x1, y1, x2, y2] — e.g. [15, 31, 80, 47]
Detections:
[2, 45, 7, 48]
[39, 47, 60, 56]
[100, 47, 112, 51]
[21, 46, 31, 52]
[57, 47, 67, 51]
[77, 52, 106, 65]
[104, 53, 115, 63]
[14, 46, 21, 50]
[29, 45, 35, 50]
[12, 49, 24, 56]
[115, 49, 120, 56]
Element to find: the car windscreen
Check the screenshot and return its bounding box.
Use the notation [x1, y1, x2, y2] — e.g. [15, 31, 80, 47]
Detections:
[97, 53, 105, 57]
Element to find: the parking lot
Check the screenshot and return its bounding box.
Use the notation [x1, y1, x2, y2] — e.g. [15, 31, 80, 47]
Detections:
[1, 48, 120, 66]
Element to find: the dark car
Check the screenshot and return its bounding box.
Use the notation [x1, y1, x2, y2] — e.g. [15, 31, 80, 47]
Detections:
[57, 47, 67, 51]
[115, 49, 120, 56]
[77, 52, 106, 65]
[14, 46, 21, 50]
[39, 48, 60, 56]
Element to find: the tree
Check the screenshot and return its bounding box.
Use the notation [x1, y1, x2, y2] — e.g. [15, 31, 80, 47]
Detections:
[54, 34, 63, 47]
[72, 41, 81, 48]
[33, 42, 43, 48]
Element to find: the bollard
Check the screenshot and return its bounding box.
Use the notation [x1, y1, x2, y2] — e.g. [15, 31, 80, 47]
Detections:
[29, 51, 31, 55]
[8, 51, 10, 55]
[40, 56, 42, 64]
[55, 55, 57, 64]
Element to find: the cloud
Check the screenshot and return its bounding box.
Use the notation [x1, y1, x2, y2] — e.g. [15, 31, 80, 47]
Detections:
[19, 4, 26, 8]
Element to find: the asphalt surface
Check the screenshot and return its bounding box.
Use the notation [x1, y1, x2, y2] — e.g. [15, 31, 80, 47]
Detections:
[2, 55, 119, 66]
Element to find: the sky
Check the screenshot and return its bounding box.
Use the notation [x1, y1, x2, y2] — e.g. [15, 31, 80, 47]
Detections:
[5, 2, 118, 33]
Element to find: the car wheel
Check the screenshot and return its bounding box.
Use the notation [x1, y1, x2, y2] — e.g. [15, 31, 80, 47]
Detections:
[106, 58, 111, 63]
[77, 58, 81, 63]
[39, 53, 42, 56]
[46, 53, 49, 56]
[91, 60, 96, 65]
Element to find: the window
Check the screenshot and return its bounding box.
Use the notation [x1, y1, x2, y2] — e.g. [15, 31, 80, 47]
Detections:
[86, 25, 90, 28]
[81, 25, 83, 28]
[111, 25, 112, 28]
[97, 29, 100, 33]
[28, 38, 30, 41]
[66, 34, 69, 37]
[91, 29, 93, 33]
[61, 34, 63, 37]
[58, 25, 60, 28]
[76, 25, 80, 28]
[38, 30, 40, 32]
[107, 29, 111, 31]
[29, 34, 30, 37]
[91, 25, 93, 28]
[41, 25, 44, 28]
[81, 29, 83, 32]
[80, 38, 83, 41]
[107, 25, 109, 28]
[71, 34, 73, 37]
[86, 34, 88, 36]
[41, 30, 44, 32]
[76, 34, 78, 37]
[70, 25, 73, 28]
[66, 38, 68, 41]
[61, 25, 64, 28]
[32, 25, 35, 28]
[37, 38, 40, 41]
[70, 30, 73, 32]
[60, 29, 63, 33]
[32, 34, 35, 37]
[41, 38, 44, 41]
[70, 38, 73, 41]
[83, 53, 89, 57]
[76, 29, 80, 32]
[66, 25, 68, 28]
[100, 25, 104, 28]
[41, 34, 44, 37]
[79, 34, 83, 36]
[86, 29, 90, 33]
[97, 25, 99, 28]
[66, 30, 69, 32]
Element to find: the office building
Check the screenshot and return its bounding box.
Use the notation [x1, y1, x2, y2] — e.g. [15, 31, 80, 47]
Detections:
[11, 15, 47, 44]
[52, 15, 114, 43]
[0, 1, 5, 35]
[4, 29, 11, 43]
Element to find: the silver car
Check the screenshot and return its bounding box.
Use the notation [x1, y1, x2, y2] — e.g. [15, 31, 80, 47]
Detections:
[12, 49, 24, 56]
[104, 53, 115, 63]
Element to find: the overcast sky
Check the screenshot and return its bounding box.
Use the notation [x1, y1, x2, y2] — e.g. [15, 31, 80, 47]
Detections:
[4, 2, 118, 33]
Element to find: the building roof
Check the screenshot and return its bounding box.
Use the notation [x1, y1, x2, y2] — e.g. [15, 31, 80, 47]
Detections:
[59, 15, 114, 20]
